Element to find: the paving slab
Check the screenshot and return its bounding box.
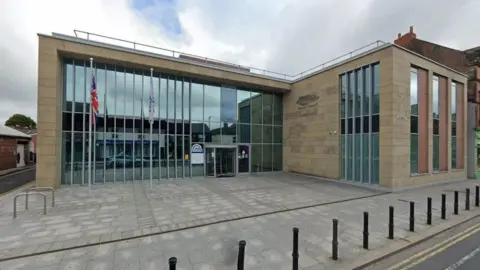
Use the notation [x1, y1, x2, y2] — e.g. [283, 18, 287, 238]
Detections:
[0, 179, 478, 269]
[0, 172, 380, 259]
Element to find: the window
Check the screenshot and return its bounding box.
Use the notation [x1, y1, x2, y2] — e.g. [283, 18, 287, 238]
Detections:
[451, 82, 457, 169]
[410, 68, 419, 174]
[433, 76, 439, 171]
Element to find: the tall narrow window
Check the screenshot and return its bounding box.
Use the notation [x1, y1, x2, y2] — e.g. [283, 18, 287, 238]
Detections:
[410, 68, 419, 174]
[433, 76, 440, 171]
[451, 82, 457, 169]
[340, 63, 379, 184]
[439, 77, 448, 171]
[456, 83, 464, 169]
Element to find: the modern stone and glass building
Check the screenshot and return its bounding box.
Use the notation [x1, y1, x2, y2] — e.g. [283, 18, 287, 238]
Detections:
[36, 31, 468, 190]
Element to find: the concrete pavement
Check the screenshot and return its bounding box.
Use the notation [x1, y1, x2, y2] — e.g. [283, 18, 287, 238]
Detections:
[0, 176, 479, 269]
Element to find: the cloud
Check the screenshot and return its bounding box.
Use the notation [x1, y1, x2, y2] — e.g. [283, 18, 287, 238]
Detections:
[1, 0, 480, 125]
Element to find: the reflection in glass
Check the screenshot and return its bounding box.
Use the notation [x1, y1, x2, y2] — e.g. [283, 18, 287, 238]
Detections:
[251, 92, 262, 124]
[221, 86, 237, 122]
[64, 62, 74, 111]
[237, 90, 251, 123]
[60, 59, 284, 184]
[262, 93, 273, 125]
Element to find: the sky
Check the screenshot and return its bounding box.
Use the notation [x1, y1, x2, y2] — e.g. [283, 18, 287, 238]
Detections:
[0, 0, 479, 125]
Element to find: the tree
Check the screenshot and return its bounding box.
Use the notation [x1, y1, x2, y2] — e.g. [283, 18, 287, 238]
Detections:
[5, 114, 36, 128]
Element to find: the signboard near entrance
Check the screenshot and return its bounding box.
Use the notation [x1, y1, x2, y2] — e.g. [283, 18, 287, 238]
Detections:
[191, 144, 204, 164]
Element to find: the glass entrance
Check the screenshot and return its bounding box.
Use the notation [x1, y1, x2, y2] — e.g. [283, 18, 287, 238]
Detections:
[205, 147, 236, 177]
[237, 145, 249, 173]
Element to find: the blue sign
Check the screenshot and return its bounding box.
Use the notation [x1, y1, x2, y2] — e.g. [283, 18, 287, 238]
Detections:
[191, 143, 204, 153]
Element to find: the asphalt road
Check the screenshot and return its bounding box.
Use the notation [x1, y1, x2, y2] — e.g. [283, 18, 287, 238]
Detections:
[364, 215, 480, 270]
[0, 167, 35, 195]
[409, 228, 480, 270]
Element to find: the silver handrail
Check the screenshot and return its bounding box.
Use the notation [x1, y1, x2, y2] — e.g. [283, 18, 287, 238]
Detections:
[14, 192, 47, 218]
[71, 29, 387, 81]
[26, 187, 54, 209]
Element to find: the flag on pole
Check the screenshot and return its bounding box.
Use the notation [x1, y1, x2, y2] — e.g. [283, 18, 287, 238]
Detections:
[90, 72, 99, 124]
[148, 76, 155, 124]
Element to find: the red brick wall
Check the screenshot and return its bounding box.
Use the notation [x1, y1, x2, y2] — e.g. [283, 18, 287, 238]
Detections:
[0, 136, 30, 171]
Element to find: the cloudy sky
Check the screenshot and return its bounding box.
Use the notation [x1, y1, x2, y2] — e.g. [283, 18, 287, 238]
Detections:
[0, 0, 479, 125]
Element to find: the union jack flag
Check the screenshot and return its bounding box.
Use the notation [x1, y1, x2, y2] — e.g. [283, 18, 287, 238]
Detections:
[90, 72, 99, 125]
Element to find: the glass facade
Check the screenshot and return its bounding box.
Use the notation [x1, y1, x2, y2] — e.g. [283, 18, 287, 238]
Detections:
[340, 63, 380, 184]
[61, 59, 283, 184]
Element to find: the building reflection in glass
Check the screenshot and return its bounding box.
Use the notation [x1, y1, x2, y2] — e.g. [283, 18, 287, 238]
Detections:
[61, 59, 284, 184]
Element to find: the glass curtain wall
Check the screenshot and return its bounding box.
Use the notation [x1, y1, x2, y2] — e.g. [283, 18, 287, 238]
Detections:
[61, 59, 283, 184]
[340, 63, 379, 184]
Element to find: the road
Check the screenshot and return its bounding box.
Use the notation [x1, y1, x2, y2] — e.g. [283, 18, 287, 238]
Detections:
[364, 215, 480, 270]
[0, 167, 35, 195]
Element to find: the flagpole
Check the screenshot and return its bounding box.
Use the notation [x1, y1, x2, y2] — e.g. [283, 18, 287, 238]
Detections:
[88, 57, 93, 195]
[149, 68, 153, 190]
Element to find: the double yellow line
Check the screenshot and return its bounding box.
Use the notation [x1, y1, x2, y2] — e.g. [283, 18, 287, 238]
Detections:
[387, 222, 480, 270]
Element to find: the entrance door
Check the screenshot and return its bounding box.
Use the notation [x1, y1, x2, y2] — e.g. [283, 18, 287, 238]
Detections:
[237, 145, 249, 173]
[16, 144, 25, 168]
[216, 148, 236, 177]
[205, 147, 236, 177]
[205, 147, 215, 177]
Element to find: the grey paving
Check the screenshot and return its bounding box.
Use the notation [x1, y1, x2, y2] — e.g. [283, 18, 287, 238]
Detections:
[0, 173, 379, 260]
[0, 178, 479, 269]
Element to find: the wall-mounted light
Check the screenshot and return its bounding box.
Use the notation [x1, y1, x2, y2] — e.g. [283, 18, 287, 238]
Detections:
[329, 131, 337, 135]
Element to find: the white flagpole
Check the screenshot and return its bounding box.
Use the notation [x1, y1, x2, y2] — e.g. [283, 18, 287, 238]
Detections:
[88, 58, 93, 195]
[149, 68, 154, 190]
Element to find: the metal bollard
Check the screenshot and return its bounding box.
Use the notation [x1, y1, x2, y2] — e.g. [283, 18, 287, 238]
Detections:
[476, 186, 479, 207]
[292, 228, 299, 270]
[409, 202, 415, 232]
[237, 240, 246, 270]
[454, 191, 459, 215]
[427, 197, 432, 225]
[363, 212, 369, 249]
[466, 188, 470, 210]
[388, 206, 394, 239]
[169, 257, 177, 270]
[332, 219, 338, 260]
[441, 194, 446, 220]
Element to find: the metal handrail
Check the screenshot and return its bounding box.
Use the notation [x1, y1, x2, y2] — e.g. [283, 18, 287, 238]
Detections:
[14, 192, 47, 218]
[26, 187, 54, 209]
[72, 30, 387, 81]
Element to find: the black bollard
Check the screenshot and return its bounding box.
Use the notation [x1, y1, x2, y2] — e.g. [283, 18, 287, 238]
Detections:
[427, 197, 432, 225]
[332, 219, 338, 260]
[237, 240, 246, 270]
[409, 201, 415, 232]
[476, 186, 479, 207]
[388, 206, 394, 239]
[441, 194, 446, 220]
[363, 212, 369, 250]
[292, 228, 299, 270]
[466, 188, 470, 210]
[169, 257, 177, 270]
[454, 191, 459, 215]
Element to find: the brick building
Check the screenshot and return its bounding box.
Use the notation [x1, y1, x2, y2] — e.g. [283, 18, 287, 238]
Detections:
[0, 124, 31, 171]
[394, 26, 480, 178]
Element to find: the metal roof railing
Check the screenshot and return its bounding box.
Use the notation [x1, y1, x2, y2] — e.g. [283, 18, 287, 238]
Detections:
[73, 29, 388, 82]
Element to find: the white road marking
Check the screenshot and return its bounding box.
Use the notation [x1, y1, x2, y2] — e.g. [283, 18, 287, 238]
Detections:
[444, 247, 480, 270]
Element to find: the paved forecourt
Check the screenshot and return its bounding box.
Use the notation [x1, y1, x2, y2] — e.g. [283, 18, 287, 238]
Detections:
[0, 179, 478, 269]
[0, 172, 380, 261]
